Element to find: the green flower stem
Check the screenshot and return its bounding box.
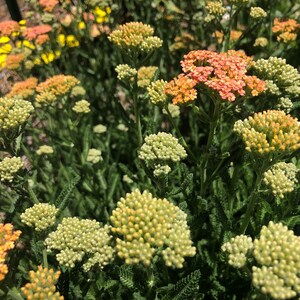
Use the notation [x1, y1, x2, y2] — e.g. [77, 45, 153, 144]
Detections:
[239, 161, 269, 234]
[165, 106, 198, 164]
[132, 79, 143, 147]
[43, 248, 48, 269]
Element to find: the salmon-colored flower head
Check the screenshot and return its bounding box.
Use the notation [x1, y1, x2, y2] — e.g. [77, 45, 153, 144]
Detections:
[4, 53, 25, 70]
[39, 0, 59, 12]
[166, 50, 265, 104]
[7, 77, 38, 99]
[23, 25, 52, 40]
[272, 18, 300, 42]
[234, 110, 300, 155]
[0, 21, 20, 37]
[0, 223, 21, 281]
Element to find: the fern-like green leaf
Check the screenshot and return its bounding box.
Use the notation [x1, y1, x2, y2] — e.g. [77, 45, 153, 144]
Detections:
[119, 265, 135, 290]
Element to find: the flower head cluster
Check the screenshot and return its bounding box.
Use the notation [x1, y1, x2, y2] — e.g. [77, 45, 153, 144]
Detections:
[272, 18, 300, 43]
[0, 21, 20, 37]
[167, 50, 265, 104]
[109, 22, 162, 53]
[252, 222, 300, 299]
[4, 53, 25, 69]
[87, 148, 103, 164]
[0, 223, 21, 281]
[93, 124, 107, 134]
[254, 37, 268, 47]
[139, 132, 187, 176]
[21, 266, 63, 300]
[147, 80, 168, 105]
[71, 86, 86, 97]
[162, 103, 180, 118]
[21, 203, 58, 231]
[250, 7, 267, 19]
[137, 66, 158, 88]
[7, 77, 38, 99]
[0, 157, 24, 182]
[222, 235, 253, 268]
[0, 97, 34, 131]
[253, 57, 300, 99]
[164, 74, 197, 105]
[233, 110, 300, 155]
[45, 217, 114, 271]
[205, 1, 226, 22]
[72, 100, 91, 114]
[22, 25, 52, 40]
[263, 162, 298, 198]
[276, 97, 293, 113]
[36, 145, 54, 155]
[39, 0, 59, 12]
[36, 75, 80, 104]
[110, 189, 196, 268]
[115, 64, 137, 81]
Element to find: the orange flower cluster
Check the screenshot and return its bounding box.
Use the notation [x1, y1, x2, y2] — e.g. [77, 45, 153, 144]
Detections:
[21, 266, 63, 300]
[36, 75, 79, 102]
[0, 223, 21, 281]
[272, 18, 300, 42]
[4, 53, 25, 70]
[0, 21, 20, 37]
[164, 74, 197, 104]
[7, 77, 38, 99]
[22, 25, 52, 40]
[35, 34, 49, 45]
[166, 50, 265, 104]
[39, 0, 59, 12]
[234, 110, 300, 155]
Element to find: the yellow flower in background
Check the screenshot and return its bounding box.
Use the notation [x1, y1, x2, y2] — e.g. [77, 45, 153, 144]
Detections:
[0, 43, 12, 54]
[16, 40, 35, 50]
[105, 7, 111, 14]
[33, 57, 42, 65]
[0, 36, 10, 44]
[19, 20, 26, 28]
[41, 51, 55, 64]
[66, 35, 79, 47]
[93, 7, 107, 17]
[93, 6, 111, 23]
[57, 33, 66, 46]
[0, 54, 7, 67]
[78, 21, 86, 30]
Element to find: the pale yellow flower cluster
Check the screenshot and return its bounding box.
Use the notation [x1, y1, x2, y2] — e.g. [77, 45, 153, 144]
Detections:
[137, 66, 158, 88]
[110, 189, 196, 268]
[147, 80, 168, 105]
[0, 157, 24, 182]
[72, 100, 91, 114]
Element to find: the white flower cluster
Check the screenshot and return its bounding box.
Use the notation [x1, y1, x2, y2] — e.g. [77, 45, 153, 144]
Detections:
[221, 235, 253, 268]
[263, 162, 298, 198]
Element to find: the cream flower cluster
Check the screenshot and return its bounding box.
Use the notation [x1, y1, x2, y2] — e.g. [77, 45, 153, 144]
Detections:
[147, 80, 168, 105]
[110, 189, 196, 268]
[0, 157, 24, 182]
[205, 1, 226, 22]
[137, 66, 158, 88]
[87, 148, 103, 164]
[250, 7, 267, 19]
[253, 57, 300, 99]
[253, 222, 300, 299]
[0, 97, 34, 131]
[221, 235, 253, 268]
[21, 203, 58, 231]
[139, 132, 187, 176]
[115, 64, 137, 81]
[263, 162, 298, 198]
[254, 37, 268, 47]
[72, 100, 91, 114]
[36, 145, 54, 155]
[45, 217, 114, 271]
[21, 266, 63, 300]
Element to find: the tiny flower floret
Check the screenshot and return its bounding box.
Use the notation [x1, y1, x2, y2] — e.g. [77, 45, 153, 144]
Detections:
[110, 189, 196, 268]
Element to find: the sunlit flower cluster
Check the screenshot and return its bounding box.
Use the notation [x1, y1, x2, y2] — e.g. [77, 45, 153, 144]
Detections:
[7, 77, 38, 99]
[0, 157, 24, 182]
[110, 189, 196, 268]
[23, 25, 52, 41]
[72, 100, 91, 114]
[0, 97, 34, 131]
[21, 203, 58, 231]
[139, 132, 187, 176]
[36, 75, 80, 104]
[205, 1, 226, 22]
[222, 235, 253, 268]
[137, 66, 158, 88]
[272, 18, 300, 43]
[45, 217, 114, 271]
[253, 57, 300, 99]
[4, 53, 25, 70]
[147, 80, 168, 105]
[115, 64, 137, 81]
[0, 21, 20, 37]
[254, 37, 268, 47]
[36, 145, 54, 155]
[263, 162, 298, 198]
[250, 7, 267, 19]
[0, 223, 21, 281]
[234, 110, 300, 155]
[276, 97, 293, 113]
[253, 222, 300, 299]
[109, 22, 162, 53]
[167, 50, 265, 104]
[21, 266, 63, 300]
[87, 148, 103, 164]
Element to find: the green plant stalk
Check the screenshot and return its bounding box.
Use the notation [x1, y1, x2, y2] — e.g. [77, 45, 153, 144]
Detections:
[43, 248, 48, 268]
[165, 106, 198, 164]
[132, 78, 143, 147]
[239, 161, 268, 234]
